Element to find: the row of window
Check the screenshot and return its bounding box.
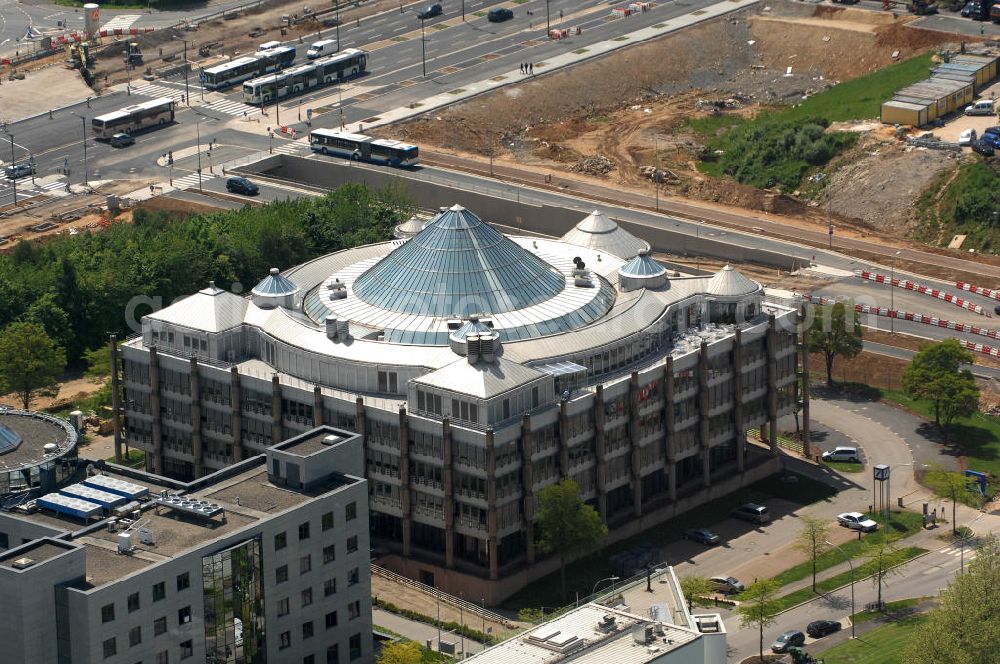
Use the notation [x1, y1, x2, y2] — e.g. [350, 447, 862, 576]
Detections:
[101, 608, 191, 660]
[101, 572, 190, 625]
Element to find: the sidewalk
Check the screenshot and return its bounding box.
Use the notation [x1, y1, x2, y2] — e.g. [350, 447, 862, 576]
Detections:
[374, 608, 485, 656]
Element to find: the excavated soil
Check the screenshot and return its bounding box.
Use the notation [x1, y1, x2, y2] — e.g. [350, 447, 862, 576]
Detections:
[383, 1, 972, 235]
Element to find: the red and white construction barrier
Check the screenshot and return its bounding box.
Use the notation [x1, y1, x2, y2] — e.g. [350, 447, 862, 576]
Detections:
[855, 270, 990, 317]
[961, 340, 1000, 358]
[956, 281, 1000, 303]
[803, 295, 1000, 338]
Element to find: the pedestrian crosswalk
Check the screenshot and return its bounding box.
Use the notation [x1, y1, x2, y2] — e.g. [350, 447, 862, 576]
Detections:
[171, 172, 218, 190]
[940, 545, 976, 560]
[272, 142, 309, 156]
[202, 98, 261, 118]
[37, 180, 68, 192]
[101, 15, 142, 32]
[130, 83, 194, 104]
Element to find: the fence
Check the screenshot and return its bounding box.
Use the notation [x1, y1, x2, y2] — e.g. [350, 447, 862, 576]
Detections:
[370, 564, 516, 629]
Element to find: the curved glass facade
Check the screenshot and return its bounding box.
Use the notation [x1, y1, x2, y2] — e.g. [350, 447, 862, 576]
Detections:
[352, 206, 565, 317]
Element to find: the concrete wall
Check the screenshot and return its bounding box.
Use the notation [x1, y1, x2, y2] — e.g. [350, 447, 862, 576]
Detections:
[238, 156, 798, 270]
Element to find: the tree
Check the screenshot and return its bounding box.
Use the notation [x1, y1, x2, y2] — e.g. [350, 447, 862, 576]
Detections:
[863, 534, 907, 610]
[737, 579, 781, 662]
[0, 322, 65, 410]
[18, 292, 72, 356]
[793, 516, 831, 592]
[902, 340, 980, 442]
[534, 478, 608, 603]
[903, 535, 1000, 664]
[679, 575, 714, 612]
[924, 466, 974, 536]
[808, 301, 863, 387]
[376, 641, 423, 664]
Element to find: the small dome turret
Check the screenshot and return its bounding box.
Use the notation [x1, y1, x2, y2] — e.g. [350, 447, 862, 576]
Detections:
[252, 267, 300, 310]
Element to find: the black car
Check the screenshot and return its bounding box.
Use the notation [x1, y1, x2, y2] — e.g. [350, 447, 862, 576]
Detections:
[488, 7, 514, 21]
[110, 132, 135, 148]
[807, 620, 842, 638]
[416, 3, 442, 19]
[962, 1, 976, 15]
[973, 139, 996, 157]
[226, 176, 259, 195]
[683, 528, 721, 545]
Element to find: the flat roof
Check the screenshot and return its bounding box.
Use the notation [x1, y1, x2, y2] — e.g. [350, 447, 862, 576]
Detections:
[882, 100, 928, 112]
[278, 431, 345, 456]
[0, 540, 75, 568]
[203, 467, 353, 513]
[0, 411, 75, 472]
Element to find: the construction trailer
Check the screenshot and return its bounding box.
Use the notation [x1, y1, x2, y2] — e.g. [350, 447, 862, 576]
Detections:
[881, 77, 975, 126]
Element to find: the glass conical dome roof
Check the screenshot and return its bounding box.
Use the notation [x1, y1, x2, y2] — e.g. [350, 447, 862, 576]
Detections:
[619, 251, 667, 278]
[0, 422, 23, 455]
[352, 205, 566, 317]
[252, 268, 300, 297]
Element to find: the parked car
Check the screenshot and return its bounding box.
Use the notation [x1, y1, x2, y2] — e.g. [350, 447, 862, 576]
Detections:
[4, 162, 35, 179]
[837, 511, 879, 532]
[771, 630, 806, 653]
[110, 132, 135, 148]
[488, 7, 514, 21]
[226, 176, 259, 195]
[973, 139, 996, 156]
[966, 100, 995, 116]
[683, 528, 721, 545]
[731, 502, 771, 524]
[994, 305, 1000, 316]
[962, 0, 976, 15]
[416, 3, 442, 19]
[959, 128, 978, 146]
[807, 619, 842, 638]
[821, 446, 860, 463]
[708, 576, 744, 594]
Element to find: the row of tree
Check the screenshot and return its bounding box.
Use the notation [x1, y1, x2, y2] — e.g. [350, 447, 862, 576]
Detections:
[0, 183, 412, 408]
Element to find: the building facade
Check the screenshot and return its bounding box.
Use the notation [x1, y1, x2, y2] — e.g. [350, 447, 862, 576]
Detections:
[0, 426, 372, 664]
[117, 205, 806, 602]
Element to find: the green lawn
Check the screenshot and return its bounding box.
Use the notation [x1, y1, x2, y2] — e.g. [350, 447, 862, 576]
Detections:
[822, 460, 865, 474]
[850, 597, 933, 626]
[501, 473, 836, 611]
[880, 389, 1000, 478]
[817, 615, 928, 664]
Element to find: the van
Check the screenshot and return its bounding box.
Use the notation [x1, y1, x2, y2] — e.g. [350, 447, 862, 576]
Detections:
[965, 99, 995, 116]
[821, 446, 860, 463]
[257, 40, 282, 52]
[307, 39, 337, 59]
[731, 503, 771, 524]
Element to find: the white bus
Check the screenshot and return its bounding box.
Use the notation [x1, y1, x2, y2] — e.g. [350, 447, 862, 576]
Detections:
[242, 49, 367, 104]
[310, 129, 419, 167]
[91, 97, 175, 139]
[257, 40, 282, 52]
[201, 45, 297, 90]
[306, 39, 337, 59]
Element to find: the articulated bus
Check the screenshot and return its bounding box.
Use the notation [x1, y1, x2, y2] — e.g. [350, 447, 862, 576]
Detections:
[242, 49, 367, 105]
[201, 45, 297, 90]
[310, 129, 419, 167]
[91, 97, 175, 139]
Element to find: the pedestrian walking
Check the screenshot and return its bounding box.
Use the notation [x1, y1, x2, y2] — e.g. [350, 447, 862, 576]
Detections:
[519, 63, 523, 74]
[529, 63, 534, 75]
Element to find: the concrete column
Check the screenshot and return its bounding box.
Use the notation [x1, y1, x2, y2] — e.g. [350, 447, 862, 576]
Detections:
[149, 347, 163, 475]
[557, 398, 569, 479]
[355, 397, 366, 440]
[593, 384, 608, 522]
[442, 418, 455, 570]
[799, 306, 812, 459]
[520, 414, 536, 564]
[109, 335, 123, 464]
[313, 386, 324, 427]
[664, 357, 677, 502]
[486, 429, 498, 580]
[698, 342, 711, 488]
[628, 372, 642, 517]
[733, 331, 746, 473]
[765, 315, 779, 455]
[399, 406, 412, 557]
[271, 375, 283, 445]
[189, 357, 204, 478]
[230, 366, 244, 462]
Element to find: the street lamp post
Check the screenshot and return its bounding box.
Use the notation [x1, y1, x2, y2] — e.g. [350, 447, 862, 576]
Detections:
[546, 0, 550, 32]
[654, 135, 660, 212]
[71, 113, 89, 187]
[336, 0, 341, 51]
[889, 250, 901, 333]
[6, 132, 16, 206]
[273, 71, 280, 127]
[420, 17, 427, 77]
[195, 119, 203, 193]
[826, 540, 855, 639]
[590, 576, 620, 604]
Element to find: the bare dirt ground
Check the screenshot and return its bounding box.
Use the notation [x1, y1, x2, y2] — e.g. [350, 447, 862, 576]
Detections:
[0, 66, 95, 122]
[382, 1, 969, 238]
[0, 376, 103, 410]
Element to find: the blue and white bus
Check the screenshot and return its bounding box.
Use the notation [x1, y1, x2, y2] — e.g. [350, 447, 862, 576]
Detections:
[242, 49, 367, 104]
[310, 129, 419, 167]
[201, 45, 297, 90]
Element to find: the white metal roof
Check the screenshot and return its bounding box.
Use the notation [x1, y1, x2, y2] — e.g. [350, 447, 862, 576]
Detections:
[413, 356, 544, 398]
[559, 210, 650, 260]
[705, 265, 759, 298]
[145, 283, 248, 333]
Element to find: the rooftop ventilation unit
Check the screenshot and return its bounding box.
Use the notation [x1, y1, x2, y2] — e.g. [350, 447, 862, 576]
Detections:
[598, 614, 617, 631]
[632, 623, 654, 645]
[323, 434, 341, 446]
[117, 532, 135, 554]
[11, 557, 35, 570]
[696, 617, 720, 633]
[524, 628, 586, 654]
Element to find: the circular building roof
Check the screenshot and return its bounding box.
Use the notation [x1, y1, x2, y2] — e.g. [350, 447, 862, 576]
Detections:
[559, 210, 650, 260]
[706, 265, 759, 297]
[619, 251, 667, 279]
[252, 268, 300, 297]
[352, 205, 566, 317]
[0, 409, 78, 481]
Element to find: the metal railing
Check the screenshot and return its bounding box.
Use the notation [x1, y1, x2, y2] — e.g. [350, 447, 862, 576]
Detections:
[371, 564, 516, 628]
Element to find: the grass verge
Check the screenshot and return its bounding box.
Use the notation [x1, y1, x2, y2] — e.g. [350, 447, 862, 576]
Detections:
[822, 460, 865, 474]
[769, 546, 926, 613]
[501, 472, 836, 610]
[817, 614, 929, 664]
[850, 597, 934, 626]
[374, 599, 495, 645]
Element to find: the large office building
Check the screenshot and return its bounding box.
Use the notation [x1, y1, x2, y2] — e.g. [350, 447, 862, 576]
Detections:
[117, 205, 806, 602]
[0, 424, 373, 664]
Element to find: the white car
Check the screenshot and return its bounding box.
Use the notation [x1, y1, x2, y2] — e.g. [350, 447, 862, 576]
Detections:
[837, 512, 879, 532]
[960, 128, 978, 146]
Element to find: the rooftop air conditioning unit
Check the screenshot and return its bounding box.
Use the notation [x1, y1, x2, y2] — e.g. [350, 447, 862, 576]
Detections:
[11, 557, 35, 570]
[117, 532, 135, 554]
[632, 624, 654, 645]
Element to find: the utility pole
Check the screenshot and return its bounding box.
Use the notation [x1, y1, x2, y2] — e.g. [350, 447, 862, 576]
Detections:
[182, 39, 190, 105]
[546, 0, 550, 33]
[7, 132, 16, 206]
[196, 119, 203, 193]
[80, 115, 88, 186]
[124, 48, 131, 94]
[335, 0, 341, 51]
[274, 71, 280, 127]
[462, 0, 466, 21]
[654, 135, 660, 212]
[420, 17, 426, 77]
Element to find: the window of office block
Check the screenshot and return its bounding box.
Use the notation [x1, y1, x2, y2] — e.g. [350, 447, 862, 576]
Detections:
[322, 511, 334, 531]
[129, 626, 142, 647]
[302, 621, 314, 639]
[180, 640, 193, 659]
[278, 597, 290, 617]
[323, 544, 336, 563]
[299, 521, 311, 540]
[101, 603, 115, 623]
[300, 554, 312, 575]
[302, 587, 313, 607]
[324, 578, 337, 596]
[176, 572, 190, 591]
[178, 606, 191, 625]
[103, 637, 116, 658]
[346, 536, 358, 554]
[280, 631, 292, 649]
[152, 581, 166, 602]
[345, 502, 357, 521]
[154, 616, 167, 636]
[347, 568, 359, 587]
[128, 592, 140, 613]
[349, 634, 361, 660]
[276, 565, 289, 584]
[275, 531, 287, 550]
[325, 611, 338, 629]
